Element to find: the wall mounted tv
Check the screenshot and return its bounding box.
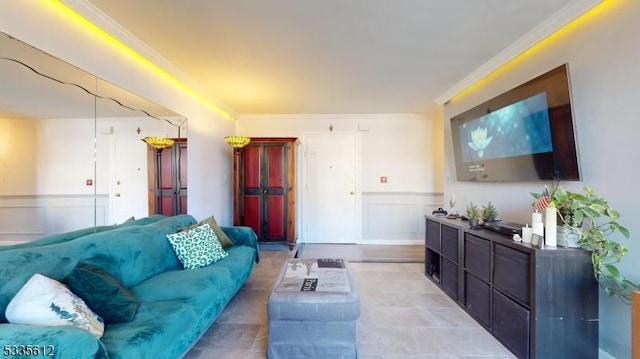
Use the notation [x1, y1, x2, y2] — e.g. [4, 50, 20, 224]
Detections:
[450, 64, 581, 182]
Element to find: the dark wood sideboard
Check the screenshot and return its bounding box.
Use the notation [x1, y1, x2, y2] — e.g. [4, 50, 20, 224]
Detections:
[424, 215, 598, 359]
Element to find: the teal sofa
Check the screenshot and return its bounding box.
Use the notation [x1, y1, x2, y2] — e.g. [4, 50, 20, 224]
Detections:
[0, 215, 259, 359]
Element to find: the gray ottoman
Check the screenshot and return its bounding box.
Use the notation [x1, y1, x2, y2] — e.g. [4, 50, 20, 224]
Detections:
[267, 258, 360, 359]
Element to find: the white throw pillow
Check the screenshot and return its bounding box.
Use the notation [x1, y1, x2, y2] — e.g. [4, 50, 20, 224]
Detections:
[5, 273, 104, 338]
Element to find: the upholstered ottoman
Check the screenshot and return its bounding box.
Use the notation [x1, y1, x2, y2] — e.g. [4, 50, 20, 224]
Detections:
[267, 258, 360, 359]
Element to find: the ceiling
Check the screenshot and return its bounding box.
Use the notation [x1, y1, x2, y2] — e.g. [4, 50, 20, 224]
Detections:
[85, 0, 575, 116]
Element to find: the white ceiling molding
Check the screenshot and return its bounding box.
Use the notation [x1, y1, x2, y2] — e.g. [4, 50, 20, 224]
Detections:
[434, 0, 603, 106]
[61, 0, 236, 117]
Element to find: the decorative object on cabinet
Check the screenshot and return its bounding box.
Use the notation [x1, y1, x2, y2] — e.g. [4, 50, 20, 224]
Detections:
[536, 186, 638, 302]
[481, 202, 498, 222]
[447, 194, 459, 219]
[425, 216, 598, 359]
[232, 137, 297, 249]
[465, 202, 481, 229]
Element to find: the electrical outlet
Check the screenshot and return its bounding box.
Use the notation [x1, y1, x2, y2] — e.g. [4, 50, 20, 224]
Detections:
[380, 176, 387, 184]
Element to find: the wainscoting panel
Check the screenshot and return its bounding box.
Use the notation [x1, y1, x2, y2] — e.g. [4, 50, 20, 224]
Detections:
[0, 205, 47, 235]
[0, 195, 108, 245]
[367, 203, 419, 233]
[362, 192, 443, 244]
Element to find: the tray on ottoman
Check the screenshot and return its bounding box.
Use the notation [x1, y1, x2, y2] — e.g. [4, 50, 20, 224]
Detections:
[267, 258, 360, 359]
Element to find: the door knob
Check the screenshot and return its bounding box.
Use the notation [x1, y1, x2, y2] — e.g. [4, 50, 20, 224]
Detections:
[115, 193, 121, 197]
[349, 191, 355, 195]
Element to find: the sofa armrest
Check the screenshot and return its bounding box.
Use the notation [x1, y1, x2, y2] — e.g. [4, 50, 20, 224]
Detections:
[0, 324, 109, 359]
[221, 226, 260, 263]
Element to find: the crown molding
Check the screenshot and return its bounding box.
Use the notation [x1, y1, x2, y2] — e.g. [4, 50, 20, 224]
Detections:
[434, 0, 603, 105]
[60, 0, 235, 118]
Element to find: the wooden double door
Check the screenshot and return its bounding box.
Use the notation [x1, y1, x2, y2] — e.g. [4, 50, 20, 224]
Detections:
[147, 139, 187, 216]
[233, 138, 296, 248]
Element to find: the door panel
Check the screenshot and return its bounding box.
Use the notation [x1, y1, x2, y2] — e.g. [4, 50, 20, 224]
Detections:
[266, 195, 285, 238]
[243, 195, 262, 237]
[266, 145, 284, 188]
[303, 134, 358, 244]
[243, 146, 261, 189]
[111, 136, 149, 223]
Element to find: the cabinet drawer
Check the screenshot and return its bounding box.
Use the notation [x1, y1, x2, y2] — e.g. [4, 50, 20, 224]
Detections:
[441, 257, 458, 300]
[492, 289, 530, 359]
[426, 220, 440, 251]
[494, 244, 530, 305]
[465, 272, 490, 327]
[441, 225, 458, 262]
[464, 234, 491, 282]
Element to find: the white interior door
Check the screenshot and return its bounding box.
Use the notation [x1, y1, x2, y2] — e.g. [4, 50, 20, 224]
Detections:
[110, 136, 149, 224]
[302, 133, 359, 243]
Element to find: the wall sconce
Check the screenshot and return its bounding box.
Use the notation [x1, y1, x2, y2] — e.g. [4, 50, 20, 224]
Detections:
[143, 137, 175, 150]
[224, 136, 251, 149]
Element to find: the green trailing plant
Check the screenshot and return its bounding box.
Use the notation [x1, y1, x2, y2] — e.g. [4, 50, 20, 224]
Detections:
[533, 186, 638, 302]
[482, 202, 498, 222]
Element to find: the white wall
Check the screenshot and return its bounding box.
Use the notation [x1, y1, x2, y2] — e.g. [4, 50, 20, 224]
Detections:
[443, 2, 640, 357]
[0, 115, 180, 244]
[238, 114, 444, 243]
[0, 2, 236, 225]
[0, 118, 37, 194]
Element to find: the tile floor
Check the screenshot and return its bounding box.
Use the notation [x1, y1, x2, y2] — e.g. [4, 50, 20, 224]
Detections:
[184, 249, 515, 359]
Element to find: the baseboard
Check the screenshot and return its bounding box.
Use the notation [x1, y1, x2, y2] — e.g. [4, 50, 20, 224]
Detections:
[360, 239, 424, 245]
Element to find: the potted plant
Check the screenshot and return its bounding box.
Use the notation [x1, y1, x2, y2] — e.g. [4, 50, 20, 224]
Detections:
[535, 186, 638, 302]
[482, 202, 499, 223]
[466, 202, 481, 229]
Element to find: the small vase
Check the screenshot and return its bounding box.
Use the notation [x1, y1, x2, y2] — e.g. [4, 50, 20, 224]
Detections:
[557, 225, 580, 248]
[469, 218, 480, 229]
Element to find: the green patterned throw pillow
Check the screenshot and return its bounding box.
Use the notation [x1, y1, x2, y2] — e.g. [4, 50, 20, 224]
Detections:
[166, 223, 228, 269]
[178, 215, 234, 248]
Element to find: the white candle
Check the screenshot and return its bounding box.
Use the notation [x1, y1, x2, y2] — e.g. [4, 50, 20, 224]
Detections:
[522, 225, 533, 244]
[545, 207, 557, 247]
[532, 222, 544, 236]
[532, 212, 543, 224]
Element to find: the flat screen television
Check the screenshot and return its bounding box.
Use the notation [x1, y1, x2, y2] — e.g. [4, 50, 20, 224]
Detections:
[450, 64, 581, 182]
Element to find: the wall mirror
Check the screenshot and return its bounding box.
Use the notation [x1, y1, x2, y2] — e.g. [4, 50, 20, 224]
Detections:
[0, 31, 186, 245]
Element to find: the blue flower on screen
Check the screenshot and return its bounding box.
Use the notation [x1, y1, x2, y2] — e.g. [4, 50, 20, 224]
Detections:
[468, 127, 493, 158]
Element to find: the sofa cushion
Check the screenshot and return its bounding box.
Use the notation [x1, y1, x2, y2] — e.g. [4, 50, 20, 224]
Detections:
[5, 273, 104, 338]
[99, 300, 198, 359]
[180, 215, 234, 248]
[64, 262, 140, 324]
[166, 223, 228, 270]
[131, 266, 232, 304]
[0, 324, 109, 359]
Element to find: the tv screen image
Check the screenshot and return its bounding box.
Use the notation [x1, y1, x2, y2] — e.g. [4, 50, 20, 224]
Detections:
[459, 92, 553, 162]
[450, 64, 580, 182]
